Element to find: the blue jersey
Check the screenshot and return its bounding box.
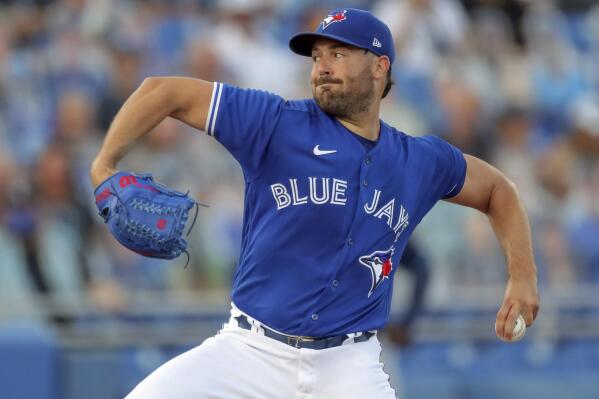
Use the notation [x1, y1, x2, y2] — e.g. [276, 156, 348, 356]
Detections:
[204, 82, 466, 337]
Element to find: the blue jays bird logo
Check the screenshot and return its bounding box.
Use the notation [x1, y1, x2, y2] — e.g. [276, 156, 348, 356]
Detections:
[359, 246, 395, 297]
[321, 10, 347, 30]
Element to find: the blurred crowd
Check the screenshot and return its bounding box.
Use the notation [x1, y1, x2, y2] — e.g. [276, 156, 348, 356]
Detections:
[0, 0, 598, 322]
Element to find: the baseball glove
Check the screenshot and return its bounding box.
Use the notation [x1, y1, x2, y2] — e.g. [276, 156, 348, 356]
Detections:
[94, 172, 202, 261]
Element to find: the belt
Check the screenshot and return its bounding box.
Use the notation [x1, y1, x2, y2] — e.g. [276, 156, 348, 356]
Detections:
[234, 314, 374, 350]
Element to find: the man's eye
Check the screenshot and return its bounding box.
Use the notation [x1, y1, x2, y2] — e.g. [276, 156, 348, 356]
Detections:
[312, 55, 320, 62]
[334, 52, 344, 58]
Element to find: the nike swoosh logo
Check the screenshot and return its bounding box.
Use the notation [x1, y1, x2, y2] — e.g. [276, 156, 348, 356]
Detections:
[313, 145, 337, 156]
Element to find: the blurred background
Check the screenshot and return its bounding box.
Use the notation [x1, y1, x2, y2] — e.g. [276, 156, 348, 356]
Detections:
[0, 0, 598, 398]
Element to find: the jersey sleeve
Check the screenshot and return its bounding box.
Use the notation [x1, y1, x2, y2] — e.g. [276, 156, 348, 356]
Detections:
[421, 135, 467, 200]
[204, 82, 285, 179]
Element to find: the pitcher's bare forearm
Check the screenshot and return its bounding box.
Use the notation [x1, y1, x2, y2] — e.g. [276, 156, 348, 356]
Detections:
[91, 77, 214, 186]
[486, 179, 536, 280]
[486, 174, 539, 338]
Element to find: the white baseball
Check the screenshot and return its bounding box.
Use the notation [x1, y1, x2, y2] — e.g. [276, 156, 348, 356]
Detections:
[495, 314, 526, 342]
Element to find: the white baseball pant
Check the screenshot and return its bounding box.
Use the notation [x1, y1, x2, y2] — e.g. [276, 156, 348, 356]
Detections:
[126, 306, 397, 399]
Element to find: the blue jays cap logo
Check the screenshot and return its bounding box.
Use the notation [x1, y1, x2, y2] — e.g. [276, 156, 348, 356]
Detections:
[321, 9, 347, 30]
[359, 246, 395, 297]
[289, 8, 396, 64]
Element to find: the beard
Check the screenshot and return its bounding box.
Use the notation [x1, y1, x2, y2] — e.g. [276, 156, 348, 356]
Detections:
[312, 67, 375, 118]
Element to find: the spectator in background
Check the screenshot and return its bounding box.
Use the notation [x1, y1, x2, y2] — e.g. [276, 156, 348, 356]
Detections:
[435, 59, 483, 155]
[184, 39, 230, 83]
[492, 107, 541, 215]
[0, 145, 88, 324]
[2, 4, 54, 165]
[45, 0, 116, 39]
[98, 44, 143, 131]
[570, 95, 599, 157]
[211, 0, 303, 97]
[588, 2, 599, 85]
[567, 160, 599, 284]
[374, 0, 470, 135]
[524, 1, 590, 143]
[533, 139, 578, 289]
[463, 8, 532, 121]
[53, 87, 103, 209]
[32, 146, 90, 306]
[0, 22, 10, 142]
[460, 0, 528, 46]
[0, 156, 41, 318]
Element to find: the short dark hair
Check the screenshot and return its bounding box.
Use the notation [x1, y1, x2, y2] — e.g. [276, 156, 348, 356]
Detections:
[382, 68, 394, 99]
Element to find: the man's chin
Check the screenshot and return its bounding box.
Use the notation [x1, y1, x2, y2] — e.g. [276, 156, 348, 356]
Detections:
[315, 90, 336, 104]
[314, 99, 346, 117]
[314, 87, 334, 98]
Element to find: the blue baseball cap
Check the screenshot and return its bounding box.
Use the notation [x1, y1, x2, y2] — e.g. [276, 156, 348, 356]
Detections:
[289, 8, 395, 64]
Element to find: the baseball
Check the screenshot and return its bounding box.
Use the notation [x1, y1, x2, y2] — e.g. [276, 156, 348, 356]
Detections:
[496, 314, 526, 342]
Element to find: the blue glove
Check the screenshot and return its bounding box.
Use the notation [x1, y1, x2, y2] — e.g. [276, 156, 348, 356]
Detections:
[94, 172, 201, 260]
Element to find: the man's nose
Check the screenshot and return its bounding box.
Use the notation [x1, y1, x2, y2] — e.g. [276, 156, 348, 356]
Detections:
[316, 58, 332, 76]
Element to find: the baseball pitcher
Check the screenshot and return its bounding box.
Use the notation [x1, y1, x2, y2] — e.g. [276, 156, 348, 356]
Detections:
[90, 8, 540, 399]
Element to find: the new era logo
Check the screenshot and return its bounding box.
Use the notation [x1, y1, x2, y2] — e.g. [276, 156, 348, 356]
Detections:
[373, 37, 382, 48]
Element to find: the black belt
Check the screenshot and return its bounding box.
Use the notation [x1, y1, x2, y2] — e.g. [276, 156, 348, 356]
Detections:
[234, 315, 374, 350]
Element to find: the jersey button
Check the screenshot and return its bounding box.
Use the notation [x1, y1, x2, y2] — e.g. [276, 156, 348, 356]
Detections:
[365, 156, 372, 165]
[332, 279, 339, 287]
[363, 179, 368, 187]
[347, 237, 354, 246]
[311, 313, 319, 321]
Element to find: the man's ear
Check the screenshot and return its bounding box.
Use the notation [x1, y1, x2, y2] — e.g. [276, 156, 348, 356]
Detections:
[374, 56, 391, 80]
